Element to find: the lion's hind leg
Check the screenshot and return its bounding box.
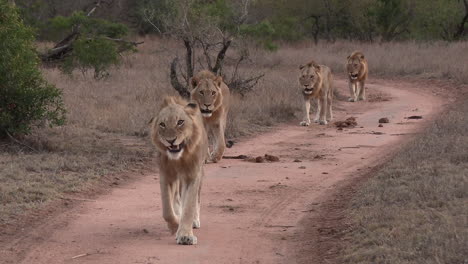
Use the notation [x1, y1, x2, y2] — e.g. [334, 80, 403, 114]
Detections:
[358, 81, 366, 101]
[192, 182, 201, 229]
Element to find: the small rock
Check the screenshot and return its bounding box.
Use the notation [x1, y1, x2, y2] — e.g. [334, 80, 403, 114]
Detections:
[299, 166, 306, 169]
[322, 172, 329, 174]
[379, 117, 390, 123]
[143, 229, 149, 234]
[255, 156, 265, 163]
[378, 124, 383, 127]
[293, 159, 302, 162]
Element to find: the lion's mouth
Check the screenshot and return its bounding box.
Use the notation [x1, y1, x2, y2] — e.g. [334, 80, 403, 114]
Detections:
[350, 74, 359, 80]
[167, 142, 185, 153]
[200, 109, 213, 117]
[303, 88, 314, 94]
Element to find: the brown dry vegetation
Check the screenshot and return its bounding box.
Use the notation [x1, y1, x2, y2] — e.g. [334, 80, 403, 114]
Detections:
[340, 99, 468, 264]
[1, 38, 467, 231]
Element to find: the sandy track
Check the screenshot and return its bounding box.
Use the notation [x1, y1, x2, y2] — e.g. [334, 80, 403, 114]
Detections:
[0, 79, 442, 264]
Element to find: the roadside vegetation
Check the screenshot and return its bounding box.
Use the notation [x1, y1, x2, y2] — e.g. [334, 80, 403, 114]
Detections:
[340, 97, 468, 264]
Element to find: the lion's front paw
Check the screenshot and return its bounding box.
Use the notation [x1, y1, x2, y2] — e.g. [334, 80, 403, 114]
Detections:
[358, 96, 366, 101]
[176, 234, 198, 245]
[319, 120, 328, 125]
[193, 219, 201, 229]
[300, 121, 310, 126]
[348, 97, 357, 102]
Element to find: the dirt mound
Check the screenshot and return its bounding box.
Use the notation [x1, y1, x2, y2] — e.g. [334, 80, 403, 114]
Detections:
[334, 117, 357, 128]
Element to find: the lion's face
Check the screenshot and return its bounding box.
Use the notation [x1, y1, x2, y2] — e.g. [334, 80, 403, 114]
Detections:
[191, 77, 222, 118]
[299, 64, 320, 95]
[152, 98, 198, 160]
[347, 57, 363, 80]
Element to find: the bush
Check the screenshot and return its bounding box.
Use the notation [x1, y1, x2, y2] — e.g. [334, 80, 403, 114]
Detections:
[46, 11, 133, 78]
[0, 1, 65, 137]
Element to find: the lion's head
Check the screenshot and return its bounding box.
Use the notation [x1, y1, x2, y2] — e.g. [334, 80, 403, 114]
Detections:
[299, 61, 322, 95]
[150, 97, 203, 160]
[346, 51, 365, 80]
[190, 70, 224, 118]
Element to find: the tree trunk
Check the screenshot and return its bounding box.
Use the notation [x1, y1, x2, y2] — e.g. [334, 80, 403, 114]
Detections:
[453, 0, 468, 40]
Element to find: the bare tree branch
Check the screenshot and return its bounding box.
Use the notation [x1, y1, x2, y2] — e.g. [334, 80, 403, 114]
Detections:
[170, 58, 190, 98]
[212, 38, 232, 75]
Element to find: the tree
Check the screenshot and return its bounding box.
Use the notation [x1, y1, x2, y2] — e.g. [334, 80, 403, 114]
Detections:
[0, 0, 65, 137]
[141, 0, 263, 98]
[40, 1, 143, 79]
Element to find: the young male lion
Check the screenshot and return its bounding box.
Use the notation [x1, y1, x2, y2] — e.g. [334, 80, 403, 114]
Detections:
[150, 96, 208, 245]
[190, 70, 230, 163]
[346, 51, 369, 102]
[298, 60, 334, 126]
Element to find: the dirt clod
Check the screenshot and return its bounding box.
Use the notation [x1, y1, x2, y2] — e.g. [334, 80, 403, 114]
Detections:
[293, 159, 302, 162]
[378, 124, 384, 127]
[264, 154, 280, 162]
[334, 117, 357, 128]
[378, 117, 390, 123]
[299, 166, 306, 169]
[226, 140, 235, 148]
[255, 156, 265, 163]
[406, 115, 423, 119]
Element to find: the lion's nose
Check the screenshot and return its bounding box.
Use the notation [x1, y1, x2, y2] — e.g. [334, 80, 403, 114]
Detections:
[304, 84, 309, 87]
[166, 138, 177, 145]
[204, 104, 210, 108]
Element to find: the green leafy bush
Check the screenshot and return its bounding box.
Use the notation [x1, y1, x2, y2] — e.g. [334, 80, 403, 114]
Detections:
[46, 11, 132, 78]
[0, 1, 65, 137]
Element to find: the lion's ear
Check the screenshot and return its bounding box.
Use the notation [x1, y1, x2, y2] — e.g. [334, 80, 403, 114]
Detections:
[313, 64, 320, 72]
[162, 96, 176, 107]
[299, 65, 305, 70]
[360, 54, 365, 60]
[214, 76, 223, 87]
[347, 55, 350, 60]
[185, 102, 198, 115]
[190, 76, 199, 89]
[148, 116, 155, 125]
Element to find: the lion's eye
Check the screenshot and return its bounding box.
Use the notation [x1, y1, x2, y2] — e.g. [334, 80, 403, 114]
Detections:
[310, 76, 314, 79]
[199, 91, 204, 95]
[211, 91, 216, 96]
[177, 120, 184, 126]
[159, 122, 166, 129]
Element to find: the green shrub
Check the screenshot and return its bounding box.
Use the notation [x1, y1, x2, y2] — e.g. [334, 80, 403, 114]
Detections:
[46, 11, 133, 78]
[0, 0, 65, 137]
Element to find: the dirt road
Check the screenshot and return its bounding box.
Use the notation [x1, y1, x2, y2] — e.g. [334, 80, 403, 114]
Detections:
[1, 79, 443, 264]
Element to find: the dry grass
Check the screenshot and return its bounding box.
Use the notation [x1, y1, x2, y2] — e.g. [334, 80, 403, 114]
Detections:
[340, 99, 468, 264]
[253, 40, 468, 84]
[1, 38, 467, 229]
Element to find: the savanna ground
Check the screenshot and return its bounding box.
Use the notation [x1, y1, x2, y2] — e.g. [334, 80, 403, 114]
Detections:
[1, 38, 467, 263]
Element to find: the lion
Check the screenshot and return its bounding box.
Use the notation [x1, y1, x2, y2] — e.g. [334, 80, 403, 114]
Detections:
[298, 60, 334, 126]
[346, 51, 368, 102]
[190, 70, 230, 163]
[150, 96, 208, 245]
